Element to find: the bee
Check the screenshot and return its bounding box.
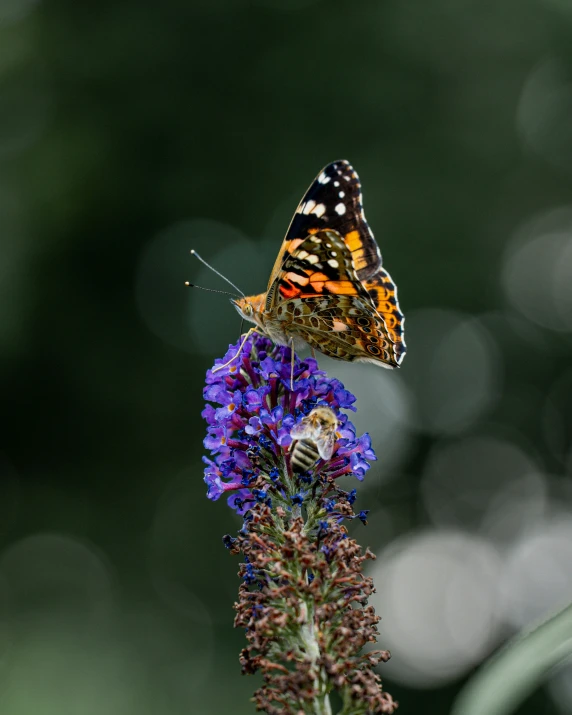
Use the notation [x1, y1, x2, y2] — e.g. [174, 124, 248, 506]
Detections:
[289, 406, 338, 473]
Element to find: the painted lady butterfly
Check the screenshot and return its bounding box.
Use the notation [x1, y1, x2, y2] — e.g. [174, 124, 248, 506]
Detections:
[231, 160, 406, 369]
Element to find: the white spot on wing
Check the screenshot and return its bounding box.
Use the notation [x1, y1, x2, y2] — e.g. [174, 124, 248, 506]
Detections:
[335, 203, 346, 215]
[328, 259, 339, 268]
[313, 203, 326, 218]
[334, 181, 340, 187]
[303, 200, 316, 215]
[339, 191, 345, 198]
[307, 254, 320, 264]
[318, 171, 330, 185]
[289, 273, 309, 286]
[330, 251, 337, 256]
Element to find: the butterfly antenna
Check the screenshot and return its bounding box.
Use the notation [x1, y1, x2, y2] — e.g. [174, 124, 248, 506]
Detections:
[185, 283, 240, 298]
[190, 250, 245, 297]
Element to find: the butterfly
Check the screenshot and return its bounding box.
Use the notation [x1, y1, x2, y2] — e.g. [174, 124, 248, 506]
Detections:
[229, 160, 406, 371]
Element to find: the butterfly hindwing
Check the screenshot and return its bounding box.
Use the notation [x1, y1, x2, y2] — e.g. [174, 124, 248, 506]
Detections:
[363, 267, 406, 365]
[284, 294, 398, 368]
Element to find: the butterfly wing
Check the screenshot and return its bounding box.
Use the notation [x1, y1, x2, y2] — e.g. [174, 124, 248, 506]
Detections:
[267, 228, 373, 307]
[286, 294, 398, 367]
[267, 228, 399, 367]
[362, 268, 406, 364]
[280, 160, 381, 281]
[266, 160, 406, 363]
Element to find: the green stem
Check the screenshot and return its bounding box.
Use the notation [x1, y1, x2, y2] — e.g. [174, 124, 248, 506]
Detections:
[452, 600, 572, 715]
[298, 601, 332, 715]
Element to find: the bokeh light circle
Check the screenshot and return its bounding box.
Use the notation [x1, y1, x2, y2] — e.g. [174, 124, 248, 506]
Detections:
[188, 235, 279, 357]
[499, 516, 572, 629]
[400, 309, 501, 435]
[480, 471, 549, 546]
[320, 358, 414, 481]
[135, 219, 279, 357]
[135, 219, 250, 354]
[369, 530, 502, 687]
[0, 605, 214, 715]
[0, 533, 116, 623]
[0, 0, 40, 25]
[0, 65, 51, 158]
[149, 468, 230, 622]
[517, 59, 572, 175]
[502, 208, 572, 332]
[421, 435, 542, 533]
[542, 367, 572, 466]
[553, 238, 572, 330]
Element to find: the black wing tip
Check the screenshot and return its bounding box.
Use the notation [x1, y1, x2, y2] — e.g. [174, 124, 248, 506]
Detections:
[326, 159, 352, 169]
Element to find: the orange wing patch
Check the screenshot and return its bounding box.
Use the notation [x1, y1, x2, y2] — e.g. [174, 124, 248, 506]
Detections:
[363, 268, 406, 364]
[323, 280, 360, 295]
[345, 229, 370, 276]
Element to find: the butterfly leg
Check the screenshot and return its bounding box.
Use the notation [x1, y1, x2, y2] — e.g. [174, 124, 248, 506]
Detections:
[311, 347, 316, 360]
[212, 327, 257, 374]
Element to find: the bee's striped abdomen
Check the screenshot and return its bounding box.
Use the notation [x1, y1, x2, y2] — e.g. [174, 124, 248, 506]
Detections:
[291, 439, 320, 473]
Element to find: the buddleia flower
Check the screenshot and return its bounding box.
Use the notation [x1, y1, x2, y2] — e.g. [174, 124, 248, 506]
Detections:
[202, 332, 397, 715]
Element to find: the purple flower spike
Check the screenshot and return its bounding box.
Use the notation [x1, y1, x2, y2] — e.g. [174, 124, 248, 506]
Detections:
[201, 332, 377, 506]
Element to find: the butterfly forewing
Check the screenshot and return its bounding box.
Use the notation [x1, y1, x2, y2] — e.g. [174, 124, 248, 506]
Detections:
[280, 160, 381, 281]
[268, 229, 371, 306]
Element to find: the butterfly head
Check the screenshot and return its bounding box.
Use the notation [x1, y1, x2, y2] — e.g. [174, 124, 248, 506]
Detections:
[231, 294, 266, 330]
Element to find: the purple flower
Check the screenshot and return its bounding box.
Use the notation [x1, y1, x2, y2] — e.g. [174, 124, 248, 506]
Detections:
[202, 332, 377, 512]
[227, 489, 255, 515]
[291, 491, 306, 506]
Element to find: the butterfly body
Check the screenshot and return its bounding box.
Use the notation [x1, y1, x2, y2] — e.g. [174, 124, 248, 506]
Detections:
[232, 161, 406, 368]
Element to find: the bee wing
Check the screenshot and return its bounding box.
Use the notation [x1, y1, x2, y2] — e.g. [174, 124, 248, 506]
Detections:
[315, 431, 336, 461]
[290, 416, 315, 441]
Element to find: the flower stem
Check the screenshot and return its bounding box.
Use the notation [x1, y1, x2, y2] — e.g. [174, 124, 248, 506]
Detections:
[299, 607, 333, 714]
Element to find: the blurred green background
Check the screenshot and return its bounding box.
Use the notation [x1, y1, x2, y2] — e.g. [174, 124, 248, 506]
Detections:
[2, 0, 572, 713]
